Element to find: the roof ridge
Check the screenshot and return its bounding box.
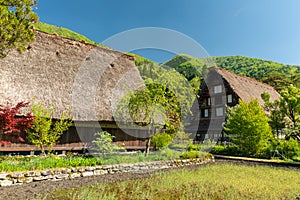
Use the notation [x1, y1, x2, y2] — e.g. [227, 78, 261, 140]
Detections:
[34, 30, 134, 59]
[211, 66, 276, 91]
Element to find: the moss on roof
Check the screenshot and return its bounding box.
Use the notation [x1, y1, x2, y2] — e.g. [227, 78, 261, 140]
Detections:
[34, 22, 110, 49]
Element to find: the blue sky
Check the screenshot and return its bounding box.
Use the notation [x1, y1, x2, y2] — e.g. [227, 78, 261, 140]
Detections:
[36, 0, 300, 65]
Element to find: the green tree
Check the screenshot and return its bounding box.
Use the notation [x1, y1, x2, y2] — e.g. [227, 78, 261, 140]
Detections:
[261, 92, 285, 138]
[291, 73, 300, 88]
[91, 131, 125, 154]
[279, 85, 300, 139]
[224, 99, 273, 156]
[116, 81, 181, 156]
[0, 0, 38, 58]
[262, 71, 293, 92]
[27, 103, 72, 155]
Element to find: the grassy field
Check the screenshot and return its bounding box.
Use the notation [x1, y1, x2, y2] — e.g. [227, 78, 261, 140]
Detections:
[44, 163, 300, 200]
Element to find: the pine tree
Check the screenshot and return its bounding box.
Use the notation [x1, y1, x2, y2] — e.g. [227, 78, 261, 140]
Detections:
[0, 0, 38, 57]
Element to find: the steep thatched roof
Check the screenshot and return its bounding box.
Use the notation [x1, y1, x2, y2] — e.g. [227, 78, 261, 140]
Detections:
[0, 31, 144, 121]
[210, 66, 280, 105]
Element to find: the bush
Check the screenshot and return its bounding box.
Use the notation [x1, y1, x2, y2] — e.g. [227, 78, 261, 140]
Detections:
[211, 145, 226, 154]
[92, 131, 125, 154]
[180, 151, 201, 159]
[179, 151, 212, 159]
[151, 133, 172, 150]
[276, 139, 300, 159]
[211, 145, 243, 156]
[256, 139, 300, 159]
[186, 143, 201, 151]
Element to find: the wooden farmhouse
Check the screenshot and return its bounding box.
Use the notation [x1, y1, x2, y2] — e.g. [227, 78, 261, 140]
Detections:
[188, 66, 280, 142]
[0, 31, 148, 153]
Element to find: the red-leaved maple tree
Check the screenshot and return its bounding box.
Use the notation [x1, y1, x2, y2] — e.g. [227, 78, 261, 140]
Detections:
[0, 102, 34, 146]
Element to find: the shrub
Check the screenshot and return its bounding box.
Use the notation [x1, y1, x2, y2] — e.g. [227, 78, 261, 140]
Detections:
[211, 145, 243, 156]
[179, 151, 212, 159]
[276, 139, 300, 159]
[151, 133, 172, 150]
[257, 139, 300, 159]
[180, 151, 201, 159]
[211, 145, 226, 154]
[186, 143, 201, 151]
[91, 131, 125, 154]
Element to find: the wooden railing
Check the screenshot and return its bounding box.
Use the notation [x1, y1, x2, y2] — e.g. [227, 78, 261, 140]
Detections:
[0, 143, 84, 152]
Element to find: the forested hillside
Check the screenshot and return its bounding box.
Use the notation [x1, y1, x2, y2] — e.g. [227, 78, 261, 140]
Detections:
[155, 55, 300, 91]
[214, 56, 300, 90]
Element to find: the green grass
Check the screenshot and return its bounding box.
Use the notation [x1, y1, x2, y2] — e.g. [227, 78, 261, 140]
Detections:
[0, 156, 102, 172]
[42, 163, 300, 200]
[34, 22, 109, 49]
[0, 149, 182, 172]
[100, 148, 182, 165]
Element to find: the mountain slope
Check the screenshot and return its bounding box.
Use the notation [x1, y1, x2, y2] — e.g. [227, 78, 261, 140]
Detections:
[162, 55, 300, 91]
[213, 56, 299, 80]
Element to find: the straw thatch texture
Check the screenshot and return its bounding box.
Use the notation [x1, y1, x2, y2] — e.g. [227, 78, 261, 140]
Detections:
[211, 67, 280, 105]
[0, 31, 144, 121]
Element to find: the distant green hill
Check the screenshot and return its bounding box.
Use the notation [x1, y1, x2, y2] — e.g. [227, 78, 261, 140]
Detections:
[162, 54, 204, 81]
[213, 55, 299, 80]
[161, 55, 300, 91]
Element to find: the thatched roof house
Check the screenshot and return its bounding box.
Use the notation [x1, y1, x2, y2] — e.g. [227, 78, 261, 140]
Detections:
[0, 30, 146, 150]
[210, 67, 280, 106]
[190, 66, 280, 142]
[0, 30, 144, 121]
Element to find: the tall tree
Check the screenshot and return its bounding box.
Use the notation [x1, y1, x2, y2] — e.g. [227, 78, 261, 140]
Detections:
[116, 80, 181, 156]
[224, 99, 273, 156]
[279, 85, 300, 139]
[261, 92, 285, 138]
[0, 0, 38, 58]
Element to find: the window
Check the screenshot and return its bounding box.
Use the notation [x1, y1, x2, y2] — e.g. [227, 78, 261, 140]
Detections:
[214, 85, 222, 94]
[207, 98, 211, 106]
[227, 94, 233, 103]
[204, 109, 209, 117]
[216, 107, 224, 117]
